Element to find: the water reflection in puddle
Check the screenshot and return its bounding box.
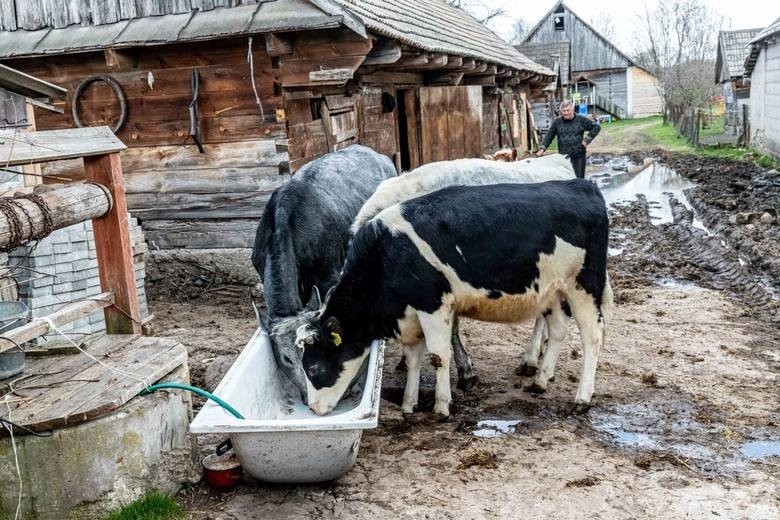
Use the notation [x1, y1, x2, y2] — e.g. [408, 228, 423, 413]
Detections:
[591, 161, 708, 231]
[472, 419, 522, 438]
[740, 441, 780, 459]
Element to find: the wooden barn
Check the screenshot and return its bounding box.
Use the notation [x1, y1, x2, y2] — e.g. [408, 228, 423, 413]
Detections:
[517, 0, 662, 131]
[745, 17, 780, 160]
[715, 28, 762, 136]
[0, 0, 553, 251]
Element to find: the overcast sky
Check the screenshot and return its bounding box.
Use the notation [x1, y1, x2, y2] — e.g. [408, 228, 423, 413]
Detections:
[475, 0, 775, 52]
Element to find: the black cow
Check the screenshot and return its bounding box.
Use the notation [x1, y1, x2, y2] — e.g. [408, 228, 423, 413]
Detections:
[253, 144, 396, 398]
[297, 180, 613, 417]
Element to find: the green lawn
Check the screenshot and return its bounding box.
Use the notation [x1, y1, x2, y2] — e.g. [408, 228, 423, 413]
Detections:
[594, 114, 779, 167]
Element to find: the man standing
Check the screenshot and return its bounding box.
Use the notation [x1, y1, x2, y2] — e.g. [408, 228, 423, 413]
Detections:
[536, 100, 601, 179]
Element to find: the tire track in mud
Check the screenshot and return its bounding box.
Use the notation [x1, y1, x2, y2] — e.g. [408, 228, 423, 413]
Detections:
[666, 196, 777, 308]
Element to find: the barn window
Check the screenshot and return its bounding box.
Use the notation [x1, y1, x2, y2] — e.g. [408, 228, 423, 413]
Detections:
[554, 5, 565, 31]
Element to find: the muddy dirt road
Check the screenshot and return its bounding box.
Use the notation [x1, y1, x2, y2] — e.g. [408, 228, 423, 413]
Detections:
[149, 153, 780, 519]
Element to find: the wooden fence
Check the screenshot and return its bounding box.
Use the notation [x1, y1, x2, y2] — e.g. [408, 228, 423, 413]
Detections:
[666, 104, 702, 148]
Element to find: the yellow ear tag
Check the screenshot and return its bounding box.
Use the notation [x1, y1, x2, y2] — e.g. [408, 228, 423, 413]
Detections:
[331, 332, 342, 346]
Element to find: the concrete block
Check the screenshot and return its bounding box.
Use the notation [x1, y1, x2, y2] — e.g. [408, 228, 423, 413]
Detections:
[73, 259, 95, 271]
[52, 282, 72, 294]
[70, 250, 91, 262]
[54, 253, 75, 266]
[31, 276, 54, 288]
[68, 231, 88, 242]
[71, 279, 89, 291]
[70, 241, 89, 252]
[53, 243, 71, 254]
[30, 254, 57, 267]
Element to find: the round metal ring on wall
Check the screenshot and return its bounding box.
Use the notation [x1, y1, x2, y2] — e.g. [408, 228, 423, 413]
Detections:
[71, 74, 127, 133]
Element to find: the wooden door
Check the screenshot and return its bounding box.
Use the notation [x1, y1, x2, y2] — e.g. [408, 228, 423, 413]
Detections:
[419, 86, 482, 164]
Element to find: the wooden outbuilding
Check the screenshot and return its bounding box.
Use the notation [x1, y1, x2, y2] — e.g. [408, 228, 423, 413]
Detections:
[0, 0, 554, 250]
[745, 17, 780, 159]
[517, 0, 662, 130]
[715, 28, 762, 136]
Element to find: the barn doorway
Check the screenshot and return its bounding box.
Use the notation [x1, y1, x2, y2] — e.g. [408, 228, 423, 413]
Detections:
[396, 88, 420, 171]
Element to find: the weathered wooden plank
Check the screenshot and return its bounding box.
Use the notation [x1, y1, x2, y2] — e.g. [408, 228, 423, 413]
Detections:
[0, 182, 111, 249]
[0, 126, 126, 166]
[84, 153, 141, 335]
[404, 88, 420, 169]
[280, 55, 366, 87]
[126, 191, 273, 220]
[61, 338, 186, 424]
[143, 219, 259, 249]
[0, 0, 18, 31]
[6, 335, 186, 432]
[125, 169, 288, 194]
[0, 292, 114, 355]
[41, 139, 285, 180]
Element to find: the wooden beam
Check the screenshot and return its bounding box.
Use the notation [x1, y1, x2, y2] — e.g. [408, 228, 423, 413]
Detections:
[363, 39, 402, 65]
[358, 71, 423, 85]
[0, 127, 126, 167]
[463, 75, 496, 86]
[21, 102, 42, 187]
[401, 53, 449, 70]
[0, 293, 114, 354]
[0, 183, 112, 249]
[453, 58, 476, 72]
[83, 153, 141, 335]
[395, 53, 430, 66]
[425, 71, 464, 86]
[443, 56, 463, 69]
[466, 63, 488, 75]
[265, 33, 294, 56]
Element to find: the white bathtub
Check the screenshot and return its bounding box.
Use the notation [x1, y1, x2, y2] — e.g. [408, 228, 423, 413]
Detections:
[190, 328, 385, 483]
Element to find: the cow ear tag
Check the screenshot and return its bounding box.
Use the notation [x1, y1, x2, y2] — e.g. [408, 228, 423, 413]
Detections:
[331, 332, 342, 346]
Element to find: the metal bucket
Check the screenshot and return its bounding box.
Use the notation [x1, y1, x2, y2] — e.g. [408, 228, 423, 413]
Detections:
[0, 301, 29, 380]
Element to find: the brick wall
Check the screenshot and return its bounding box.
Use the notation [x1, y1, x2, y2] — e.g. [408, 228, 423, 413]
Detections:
[7, 215, 148, 336]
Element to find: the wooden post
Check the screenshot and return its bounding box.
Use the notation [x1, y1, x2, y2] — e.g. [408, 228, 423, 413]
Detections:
[22, 103, 43, 187]
[83, 152, 141, 335]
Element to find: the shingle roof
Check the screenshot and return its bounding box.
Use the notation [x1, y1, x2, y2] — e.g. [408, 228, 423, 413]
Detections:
[334, 0, 553, 75]
[750, 16, 780, 44]
[717, 28, 762, 80]
[744, 17, 780, 76]
[0, 0, 552, 78]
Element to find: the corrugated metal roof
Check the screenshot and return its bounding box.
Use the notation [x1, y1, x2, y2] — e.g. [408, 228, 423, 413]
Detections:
[334, 0, 552, 75]
[717, 28, 762, 79]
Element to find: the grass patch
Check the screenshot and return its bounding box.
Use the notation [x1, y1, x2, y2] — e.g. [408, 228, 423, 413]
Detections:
[105, 492, 183, 520]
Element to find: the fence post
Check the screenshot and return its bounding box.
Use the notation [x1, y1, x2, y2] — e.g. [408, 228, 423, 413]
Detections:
[83, 152, 142, 335]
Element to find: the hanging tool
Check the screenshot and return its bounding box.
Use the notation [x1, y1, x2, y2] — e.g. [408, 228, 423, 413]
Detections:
[188, 68, 205, 153]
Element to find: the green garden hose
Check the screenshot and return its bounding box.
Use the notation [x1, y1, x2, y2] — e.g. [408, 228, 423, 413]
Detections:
[141, 383, 245, 419]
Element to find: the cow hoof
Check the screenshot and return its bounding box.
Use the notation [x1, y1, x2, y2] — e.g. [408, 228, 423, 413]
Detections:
[571, 402, 592, 415]
[395, 357, 408, 372]
[524, 382, 547, 394]
[429, 412, 450, 424]
[403, 412, 422, 425]
[515, 363, 537, 377]
[457, 374, 479, 392]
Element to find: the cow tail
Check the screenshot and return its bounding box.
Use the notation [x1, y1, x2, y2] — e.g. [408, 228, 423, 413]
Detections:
[600, 272, 614, 343]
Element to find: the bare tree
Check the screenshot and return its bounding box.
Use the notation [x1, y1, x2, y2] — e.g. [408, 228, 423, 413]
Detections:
[446, 0, 505, 25]
[508, 17, 530, 44]
[633, 0, 722, 117]
[588, 13, 617, 41]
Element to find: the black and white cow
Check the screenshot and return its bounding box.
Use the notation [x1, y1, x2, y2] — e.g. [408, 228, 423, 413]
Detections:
[351, 153, 577, 383]
[299, 179, 613, 417]
[252, 144, 396, 398]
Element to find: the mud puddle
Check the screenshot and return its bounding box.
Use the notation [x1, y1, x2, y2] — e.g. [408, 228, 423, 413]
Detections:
[471, 418, 522, 438]
[584, 399, 780, 477]
[590, 158, 708, 232]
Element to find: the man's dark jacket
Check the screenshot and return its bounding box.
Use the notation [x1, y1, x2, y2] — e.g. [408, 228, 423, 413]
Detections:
[541, 115, 601, 158]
